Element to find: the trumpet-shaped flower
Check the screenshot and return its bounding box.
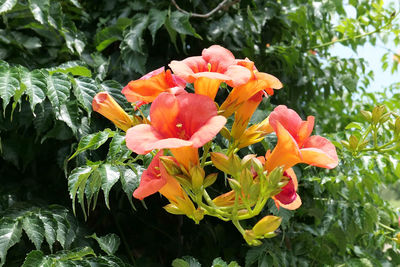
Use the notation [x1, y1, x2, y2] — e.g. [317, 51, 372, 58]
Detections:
[219, 60, 282, 118]
[133, 150, 195, 216]
[122, 67, 186, 108]
[272, 168, 301, 210]
[169, 45, 252, 100]
[126, 92, 227, 168]
[92, 92, 135, 131]
[264, 105, 338, 172]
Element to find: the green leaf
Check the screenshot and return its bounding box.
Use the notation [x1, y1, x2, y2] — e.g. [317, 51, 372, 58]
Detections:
[28, 0, 50, 25]
[49, 206, 75, 249]
[121, 48, 147, 75]
[38, 210, 57, 253]
[172, 256, 201, 267]
[68, 130, 111, 160]
[56, 100, 80, 135]
[0, 0, 17, 14]
[68, 166, 93, 215]
[48, 61, 92, 77]
[85, 167, 102, 212]
[89, 233, 120, 256]
[99, 164, 120, 209]
[148, 9, 167, 44]
[100, 80, 130, 109]
[21, 69, 47, 112]
[22, 213, 45, 250]
[0, 67, 20, 111]
[22, 250, 51, 267]
[46, 72, 71, 111]
[123, 13, 149, 53]
[0, 218, 22, 265]
[73, 76, 99, 114]
[119, 165, 141, 208]
[168, 11, 202, 39]
[55, 246, 96, 261]
[345, 122, 363, 130]
[95, 18, 131, 52]
[107, 133, 129, 160]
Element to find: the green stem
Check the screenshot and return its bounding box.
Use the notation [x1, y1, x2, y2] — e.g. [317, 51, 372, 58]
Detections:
[310, 11, 399, 50]
[201, 141, 212, 167]
[232, 219, 245, 235]
[379, 222, 396, 232]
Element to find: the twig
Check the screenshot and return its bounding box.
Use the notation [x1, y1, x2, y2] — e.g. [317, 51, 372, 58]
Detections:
[171, 0, 240, 18]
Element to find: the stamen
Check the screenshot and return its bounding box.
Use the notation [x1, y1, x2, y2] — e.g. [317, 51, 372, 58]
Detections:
[207, 63, 212, 72]
[176, 123, 183, 128]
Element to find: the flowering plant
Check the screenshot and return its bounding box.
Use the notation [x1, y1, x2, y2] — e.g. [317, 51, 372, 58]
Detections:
[92, 45, 338, 245]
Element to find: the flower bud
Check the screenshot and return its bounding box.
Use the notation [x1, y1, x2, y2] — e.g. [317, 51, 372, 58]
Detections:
[203, 173, 218, 188]
[163, 204, 184, 215]
[189, 165, 205, 190]
[372, 105, 386, 125]
[160, 156, 181, 176]
[92, 92, 134, 131]
[228, 178, 241, 192]
[210, 152, 231, 174]
[252, 215, 282, 236]
[395, 117, 400, 136]
[360, 110, 372, 122]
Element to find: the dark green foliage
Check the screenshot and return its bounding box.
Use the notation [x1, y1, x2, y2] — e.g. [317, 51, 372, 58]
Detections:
[0, 0, 400, 266]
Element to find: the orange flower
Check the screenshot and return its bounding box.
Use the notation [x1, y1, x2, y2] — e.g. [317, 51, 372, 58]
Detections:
[219, 59, 282, 118]
[92, 92, 134, 131]
[264, 105, 338, 172]
[169, 45, 252, 100]
[133, 150, 195, 216]
[125, 93, 226, 169]
[122, 67, 186, 108]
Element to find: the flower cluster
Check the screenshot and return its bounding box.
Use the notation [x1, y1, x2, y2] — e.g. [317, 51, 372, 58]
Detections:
[92, 45, 338, 245]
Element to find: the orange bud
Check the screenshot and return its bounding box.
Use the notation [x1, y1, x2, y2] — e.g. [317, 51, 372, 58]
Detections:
[92, 92, 134, 131]
[252, 215, 282, 236]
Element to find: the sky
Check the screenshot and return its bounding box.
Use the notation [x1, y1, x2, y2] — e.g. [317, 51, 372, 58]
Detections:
[329, 3, 399, 92]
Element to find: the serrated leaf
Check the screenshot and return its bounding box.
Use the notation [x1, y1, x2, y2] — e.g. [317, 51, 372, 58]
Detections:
[22, 250, 51, 267]
[49, 206, 71, 249]
[0, 67, 20, 111]
[99, 164, 120, 209]
[0, 0, 17, 14]
[85, 167, 102, 212]
[46, 72, 71, 111]
[68, 130, 111, 160]
[120, 166, 141, 208]
[168, 11, 202, 39]
[22, 213, 45, 250]
[73, 76, 99, 114]
[100, 80, 130, 109]
[21, 69, 47, 112]
[48, 61, 91, 77]
[0, 217, 22, 265]
[107, 133, 128, 160]
[89, 233, 120, 256]
[148, 9, 167, 44]
[123, 13, 149, 53]
[68, 166, 93, 216]
[172, 256, 201, 267]
[38, 210, 57, 252]
[56, 100, 80, 134]
[28, 0, 50, 25]
[121, 48, 147, 75]
[55, 246, 96, 261]
[95, 18, 131, 52]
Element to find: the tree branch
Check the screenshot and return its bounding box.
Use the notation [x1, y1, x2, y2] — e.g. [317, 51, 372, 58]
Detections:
[171, 0, 240, 18]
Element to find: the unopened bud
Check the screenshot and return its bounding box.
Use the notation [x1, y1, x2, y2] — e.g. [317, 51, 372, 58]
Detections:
[349, 135, 359, 151]
[395, 117, 400, 136]
[268, 167, 283, 187]
[252, 216, 282, 236]
[193, 208, 204, 223]
[379, 112, 391, 124]
[220, 126, 231, 140]
[240, 168, 254, 194]
[160, 157, 181, 176]
[210, 152, 231, 174]
[372, 105, 386, 124]
[189, 165, 205, 189]
[228, 178, 241, 192]
[360, 110, 372, 122]
[203, 173, 218, 188]
[163, 204, 184, 215]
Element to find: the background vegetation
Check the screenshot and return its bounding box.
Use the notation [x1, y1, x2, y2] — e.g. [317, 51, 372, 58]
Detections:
[0, 0, 400, 266]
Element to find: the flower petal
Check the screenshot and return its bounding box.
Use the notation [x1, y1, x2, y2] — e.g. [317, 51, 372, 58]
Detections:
[126, 124, 164, 154]
[176, 93, 219, 136]
[169, 56, 207, 82]
[132, 151, 166, 200]
[300, 135, 338, 169]
[224, 65, 252, 87]
[265, 122, 301, 172]
[194, 76, 223, 100]
[277, 193, 302, 210]
[268, 105, 303, 138]
[150, 93, 179, 138]
[202, 45, 235, 72]
[189, 115, 227, 147]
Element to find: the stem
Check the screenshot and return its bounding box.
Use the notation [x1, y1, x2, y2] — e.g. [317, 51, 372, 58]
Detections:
[232, 219, 246, 235]
[201, 141, 212, 167]
[310, 11, 399, 50]
[379, 222, 396, 232]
